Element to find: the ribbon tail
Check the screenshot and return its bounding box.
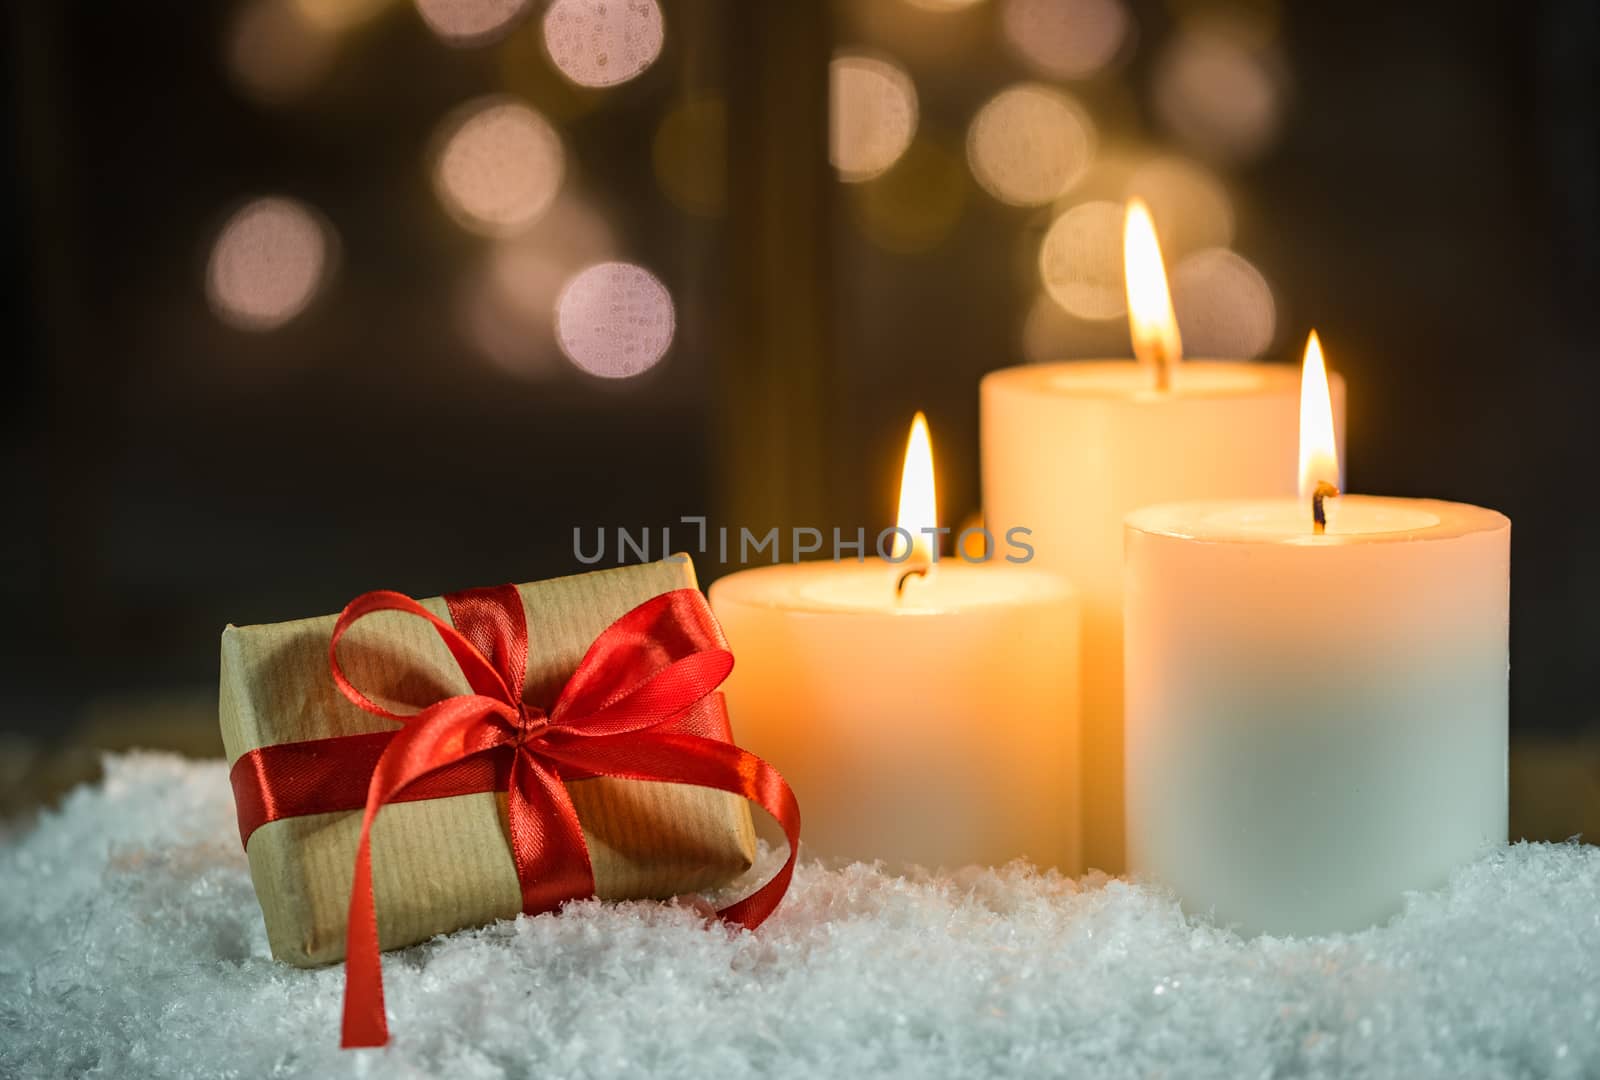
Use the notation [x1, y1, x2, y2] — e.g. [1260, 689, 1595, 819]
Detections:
[507, 747, 597, 915]
[339, 704, 505, 1049]
[341, 821, 386, 1049]
[539, 732, 801, 930]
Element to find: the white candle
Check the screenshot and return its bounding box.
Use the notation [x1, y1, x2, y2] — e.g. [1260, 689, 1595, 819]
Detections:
[1123, 334, 1509, 935]
[981, 201, 1346, 873]
[711, 416, 1082, 870]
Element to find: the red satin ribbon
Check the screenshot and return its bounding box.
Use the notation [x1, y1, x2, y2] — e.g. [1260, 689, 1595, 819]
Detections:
[230, 694, 736, 848]
[228, 585, 800, 1049]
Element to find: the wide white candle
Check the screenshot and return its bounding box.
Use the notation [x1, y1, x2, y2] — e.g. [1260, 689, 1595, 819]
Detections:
[1124, 497, 1509, 935]
[982, 202, 1346, 873]
[711, 561, 1079, 869]
[710, 413, 1082, 870]
[1123, 333, 1509, 935]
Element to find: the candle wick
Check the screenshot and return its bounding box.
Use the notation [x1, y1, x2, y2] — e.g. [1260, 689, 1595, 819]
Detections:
[1152, 346, 1173, 393]
[895, 565, 929, 599]
[1312, 481, 1340, 535]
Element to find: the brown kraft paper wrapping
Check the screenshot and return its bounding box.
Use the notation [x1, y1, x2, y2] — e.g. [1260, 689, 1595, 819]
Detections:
[218, 557, 757, 967]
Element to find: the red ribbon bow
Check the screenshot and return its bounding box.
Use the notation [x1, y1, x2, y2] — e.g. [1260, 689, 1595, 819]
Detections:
[229, 585, 799, 1049]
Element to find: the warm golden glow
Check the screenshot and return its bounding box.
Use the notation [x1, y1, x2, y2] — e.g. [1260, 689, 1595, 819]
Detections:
[1124, 197, 1183, 388]
[1298, 329, 1340, 503]
[293, 0, 390, 33]
[893, 411, 937, 565]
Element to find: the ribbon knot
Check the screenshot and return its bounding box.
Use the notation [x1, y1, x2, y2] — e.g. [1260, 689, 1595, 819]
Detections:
[514, 702, 548, 743]
[315, 584, 799, 1050]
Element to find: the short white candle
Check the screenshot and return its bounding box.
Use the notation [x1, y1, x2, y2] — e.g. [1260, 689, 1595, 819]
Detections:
[711, 415, 1082, 870]
[712, 561, 1079, 869]
[1123, 334, 1509, 935]
[982, 201, 1346, 873]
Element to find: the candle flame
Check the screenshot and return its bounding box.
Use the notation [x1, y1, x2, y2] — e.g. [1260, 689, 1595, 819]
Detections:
[1298, 329, 1340, 504]
[893, 411, 937, 565]
[1123, 197, 1182, 389]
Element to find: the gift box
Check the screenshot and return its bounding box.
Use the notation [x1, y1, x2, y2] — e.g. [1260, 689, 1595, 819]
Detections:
[219, 558, 768, 976]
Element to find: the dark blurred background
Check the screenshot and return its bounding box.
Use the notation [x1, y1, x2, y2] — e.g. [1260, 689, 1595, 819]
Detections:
[3, 0, 1596, 835]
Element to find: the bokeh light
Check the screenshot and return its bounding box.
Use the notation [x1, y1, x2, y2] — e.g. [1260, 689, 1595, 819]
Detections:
[498, 20, 602, 122]
[206, 197, 333, 331]
[967, 84, 1095, 206]
[1153, 22, 1284, 163]
[1037, 200, 1124, 319]
[432, 97, 564, 237]
[653, 96, 727, 217]
[830, 54, 919, 183]
[415, 0, 531, 44]
[904, 0, 985, 10]
[1171, 248, 1276, 358]
[555, 262, 675, 378]
[1124, 156, 1233, 256]
[848, 135, 968, 253]
[488, 196, 615, 324]
[541, 0, 665, 89]
[1001, 0, 1129, 80]
[227, 0, 336, 105]
[293, 0, 392, 33]
[457, 196, 616, 376]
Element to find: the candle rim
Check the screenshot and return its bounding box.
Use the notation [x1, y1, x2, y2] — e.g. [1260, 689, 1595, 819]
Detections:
[983, 359, 1315, 402]
[1126, 495, 1509, 546]
[709, 559, 1075, 615]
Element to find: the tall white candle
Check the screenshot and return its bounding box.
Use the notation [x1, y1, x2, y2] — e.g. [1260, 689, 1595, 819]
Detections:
[711, 415, 1082, 870]
[1122, 334, 1509, 935]
[982, 202, 1346, 873]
